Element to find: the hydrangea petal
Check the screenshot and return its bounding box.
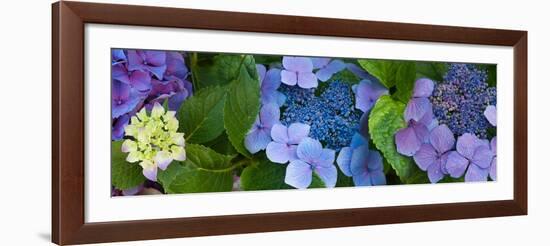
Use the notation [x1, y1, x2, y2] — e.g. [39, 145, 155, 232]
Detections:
[315, 60, 346, 82]
[395, 126, 421, 156]
[287, 123, 310, 145]
[296, 137, 323, 162]
[256, 64, 267, 83]
[472, 145, 493, 169]
[427, 161, 444, 183]
[244, 128, 271, 154]
[350, 145, 369, 176]
[262, 68, 282, 92]
[297, 72, 318, 89]
[350, 132, 368, 149]
[354, 79, 388, 113]
[142, 165, 158, 182]
[484, 105, 497, 127]
[336, 147, 353, 176]
[465, 164, 489, 182]
[445, 151, 469, 178]
[280, 70, 298, 86]
[369, 171, 387, 186]
[456, 133, 483, 160]
[285, 160, 313, 189]
[366, 150, 383, 172]
[266, 142, 293, 164]
[270, 124, 289, 143]
[352, 171, 373, 186]
[490, 136, 497, 155]
[154, 150, 173, 171]
[413, 144, 437, 171]
[429, 124, 455, 154]
[317, 148, 336, 167]
[283, 57, 313, 72]
[129, 70, 152, 92]
[144, 51, 166, 66]
[404, 97, 432, 122]
[259, 103, 280, 128]
[314, 164, 337, 188]
[413, 78, 434, 98]
[311, 58, 331, 69]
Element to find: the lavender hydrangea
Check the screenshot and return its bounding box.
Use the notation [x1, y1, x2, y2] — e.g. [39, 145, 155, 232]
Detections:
[266, 123, 310, 164]
[413, 124, 455, 183]
[281, 81, 361, 150]
[337, 133, 386, 186]
[281, 57, 317, 89]
[285, 137, 337, 189]
[445, 133, 494, 182]
[257, 64, 286, 106]
[244, 103, 281, 154]
[430, 64, 496, 138]
[311, 58, 346, 82]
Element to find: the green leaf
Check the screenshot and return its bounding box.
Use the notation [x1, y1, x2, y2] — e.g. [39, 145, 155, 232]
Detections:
[368, 95, 428, 184]
[224, 56, 261, 157]
[416, 62, 448, 82]
[335, 168, 354, 187]
[203, 131, 238, 156]
[111, 141, 145, 190]
[190, 53, 258, 90]
[240, 158, 325, 190]
[327, 68, 361, 85]
[253, 55, 282, 65]
[392, 62, 417, 103]
[177, 86, 227, 144]
[357, 59, 397, 88]
[157, 144, 236, 193]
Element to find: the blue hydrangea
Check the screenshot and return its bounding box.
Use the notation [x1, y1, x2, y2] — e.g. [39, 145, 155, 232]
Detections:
[281, 81, 360, 150]
[430, 64, 496, 138]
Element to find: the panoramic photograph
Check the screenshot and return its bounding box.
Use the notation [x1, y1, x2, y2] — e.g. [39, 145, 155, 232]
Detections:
[111, 49, 497, 196]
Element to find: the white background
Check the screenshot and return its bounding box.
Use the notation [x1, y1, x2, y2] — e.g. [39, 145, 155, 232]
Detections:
[0, 0, 547, 245]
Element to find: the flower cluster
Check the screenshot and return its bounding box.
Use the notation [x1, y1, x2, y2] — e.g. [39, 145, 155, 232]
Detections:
[281, 81, 361, 150]
[281, 56, 346, 89]
[337, 133, 386, 186]
[121, 103, 186, 181]
[395, 76, 497, 183]
[111, 49, 192, 140]
[430, 64, 496, 138]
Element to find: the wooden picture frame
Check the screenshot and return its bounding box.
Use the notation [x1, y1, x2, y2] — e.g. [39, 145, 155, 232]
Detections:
[52, 1, 527, 245]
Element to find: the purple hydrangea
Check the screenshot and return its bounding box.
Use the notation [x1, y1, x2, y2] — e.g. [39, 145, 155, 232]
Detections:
[413, 124, 455, 183]
[112, 79, 143, 119]
[257, 64, 286, 106]
[280, 57, 318, 88]
[266, 123, 310, 163]
[353, 79, 389, 113]
[312, 58, 346, 82]
[430, 64, 496, 138]
[244, 103, 281, 154]
[445, 133, 494, 182]
[489, 137, 497, 180]
[395, 78, 438, 156]
[127, 50, 167, 80]
[285, 137, 337, 189]
[337, 133, 386, 186]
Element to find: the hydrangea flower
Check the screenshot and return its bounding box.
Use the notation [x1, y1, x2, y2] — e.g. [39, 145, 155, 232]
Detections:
[281, 56, 318, 88]
[266, 123, 310, 163]
[395, 78, 438, 156]
[257, 64, 286, 106]
[337, 133, 386, 186]
[353, 79, 389, 113]
[281, 81, 360, 150]
[112, 79, 143, 119]
[244, 103, 280, 154]
[127, 50, 167, 80]
[112, 63, 152, 93]
[430, 64, 496, 138]
[121, 102, 186, 181]
[312, 58, 346, 82]
[285, 137, 337, 189]
[413, 124, 455, 183]
[445, 133, 494, 182]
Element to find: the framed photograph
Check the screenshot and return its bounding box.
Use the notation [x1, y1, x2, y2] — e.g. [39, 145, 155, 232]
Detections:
[52, 1, 527, 245]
